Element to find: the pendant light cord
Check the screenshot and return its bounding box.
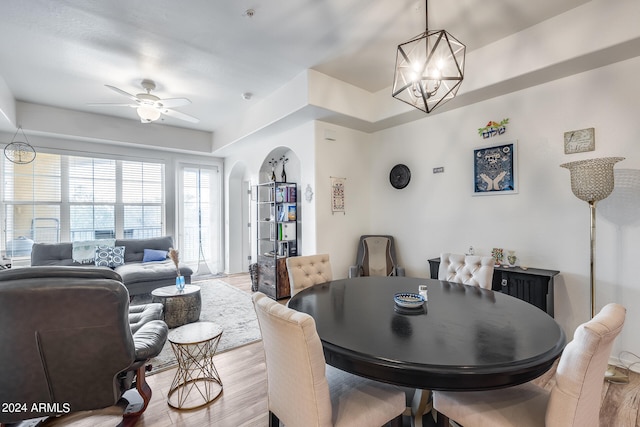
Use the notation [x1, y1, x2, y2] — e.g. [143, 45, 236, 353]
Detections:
[424, 0, 429, 32]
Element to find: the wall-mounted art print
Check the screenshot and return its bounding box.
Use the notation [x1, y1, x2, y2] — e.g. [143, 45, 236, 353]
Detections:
[473, 141, 518, 196]
[564, 127, 595, 154]
[330, 176, 346, 214]
[478, 118, 509, 139]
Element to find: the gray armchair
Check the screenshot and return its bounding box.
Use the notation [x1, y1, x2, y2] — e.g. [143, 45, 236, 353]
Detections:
[349, 235, 405, 277]
[0, 266, 168, 426]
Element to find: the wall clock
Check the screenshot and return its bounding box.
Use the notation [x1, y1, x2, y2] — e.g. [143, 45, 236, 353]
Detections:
[389, 164, 411, 189]
[564, 127, 595, 154]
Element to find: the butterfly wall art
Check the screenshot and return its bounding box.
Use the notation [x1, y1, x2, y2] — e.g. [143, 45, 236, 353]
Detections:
[473, 141, 518, 195]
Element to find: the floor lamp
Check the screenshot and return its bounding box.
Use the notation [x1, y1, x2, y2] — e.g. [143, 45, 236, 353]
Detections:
[560, 157, 624, 318]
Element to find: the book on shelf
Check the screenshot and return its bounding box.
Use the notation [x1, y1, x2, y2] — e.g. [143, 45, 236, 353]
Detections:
[288, 240, 297, 256]
[273, 184, 297, 203]
[279, 223, 296, 241]
[288, 205, 296, 221]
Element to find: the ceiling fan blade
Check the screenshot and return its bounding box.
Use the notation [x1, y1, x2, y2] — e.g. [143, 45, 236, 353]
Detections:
[161, 108, 200, 123]
[157, 98, 191, 108]
[105, 85, 141, 103]
[87, 102, 137, 107]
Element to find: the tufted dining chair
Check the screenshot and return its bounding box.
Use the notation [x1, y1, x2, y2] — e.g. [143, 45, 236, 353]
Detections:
[438, 252, 495, 289]
[252, 292, 405, 427]
[286, 254, 333, 297]
[433, 303, 626, 427]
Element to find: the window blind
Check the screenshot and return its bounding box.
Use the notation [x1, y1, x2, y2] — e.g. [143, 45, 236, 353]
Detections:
[2, 152, 165, 258]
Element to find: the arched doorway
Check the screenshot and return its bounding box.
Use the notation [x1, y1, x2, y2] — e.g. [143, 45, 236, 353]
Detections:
[227, 162, 250, 274]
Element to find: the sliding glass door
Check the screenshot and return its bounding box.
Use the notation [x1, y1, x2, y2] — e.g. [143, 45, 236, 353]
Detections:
[179, 165, 221, 276]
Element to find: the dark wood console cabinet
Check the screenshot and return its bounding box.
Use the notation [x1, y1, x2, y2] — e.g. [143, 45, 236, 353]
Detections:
[428, 258, 559, 317]
[257, 256, 290, 300]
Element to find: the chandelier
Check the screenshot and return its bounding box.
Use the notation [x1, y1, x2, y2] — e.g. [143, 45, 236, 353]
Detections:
[392, 0, 466, 113]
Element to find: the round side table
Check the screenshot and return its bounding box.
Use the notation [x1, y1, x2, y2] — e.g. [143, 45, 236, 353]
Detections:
[167, 321, 224, 409]
[151, 284, 201, 328]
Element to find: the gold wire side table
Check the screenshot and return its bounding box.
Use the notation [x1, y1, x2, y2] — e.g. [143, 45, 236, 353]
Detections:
[167, 321, 224, 409]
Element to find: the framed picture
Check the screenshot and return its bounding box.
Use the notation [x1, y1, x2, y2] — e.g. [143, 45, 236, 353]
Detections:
[473, 141, 518, 196]
[564, 127, 595, 154]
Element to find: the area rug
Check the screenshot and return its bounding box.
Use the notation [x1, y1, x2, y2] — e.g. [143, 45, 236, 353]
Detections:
[130, 279, 262, 374]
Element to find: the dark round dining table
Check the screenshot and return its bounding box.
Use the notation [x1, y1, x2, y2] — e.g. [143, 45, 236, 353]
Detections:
[287, 276, 566, 392]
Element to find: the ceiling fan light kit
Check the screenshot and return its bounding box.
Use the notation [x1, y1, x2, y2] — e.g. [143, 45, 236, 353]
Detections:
[89, 79, 200, 124]
[392, 0, 466, 113]
[137, 105, 162, 122]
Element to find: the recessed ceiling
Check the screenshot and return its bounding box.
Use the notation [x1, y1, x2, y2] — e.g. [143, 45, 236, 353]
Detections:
[0, 0, 588, 132]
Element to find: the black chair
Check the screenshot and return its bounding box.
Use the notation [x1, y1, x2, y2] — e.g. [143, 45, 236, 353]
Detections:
[0, 266, 168, 426]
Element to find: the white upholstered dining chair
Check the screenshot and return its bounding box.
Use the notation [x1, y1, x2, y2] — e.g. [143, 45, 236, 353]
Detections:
[252, 292, 405, 427]
[433, 303, 626, 427]
[286, 253, 333, 297]
[438, 252, 495, 289]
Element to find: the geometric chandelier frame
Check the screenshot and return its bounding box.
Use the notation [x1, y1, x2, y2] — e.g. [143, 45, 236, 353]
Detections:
[392, 1, 466, 113]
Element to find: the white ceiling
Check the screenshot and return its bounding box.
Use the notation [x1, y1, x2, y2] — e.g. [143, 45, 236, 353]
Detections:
[0, 0, 589, 133]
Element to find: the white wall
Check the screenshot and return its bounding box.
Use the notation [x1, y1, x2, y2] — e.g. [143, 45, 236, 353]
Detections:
[223, 121, 317, 266]
[314, 122, 373, 279]
[364, 56, 640, 363]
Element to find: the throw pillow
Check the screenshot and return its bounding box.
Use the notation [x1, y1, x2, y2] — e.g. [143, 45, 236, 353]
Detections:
[143, 248, 168, 263]
[95, 245, 126, 268]
[73, 238, 116, 264]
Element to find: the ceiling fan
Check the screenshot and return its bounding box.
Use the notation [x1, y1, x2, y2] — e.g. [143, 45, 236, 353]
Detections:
[89, 79, 199, 124]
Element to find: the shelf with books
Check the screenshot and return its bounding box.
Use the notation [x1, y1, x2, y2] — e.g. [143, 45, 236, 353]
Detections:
[255, 181, 299, 300]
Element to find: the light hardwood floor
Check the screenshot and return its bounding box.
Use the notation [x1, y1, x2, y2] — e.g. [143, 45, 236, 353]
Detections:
[39, 274, 640, 426]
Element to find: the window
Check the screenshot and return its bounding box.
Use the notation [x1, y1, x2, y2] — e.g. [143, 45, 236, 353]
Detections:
[68, 157, 116, 241]
[122, 161, 164, 239]
[2, 152, 165, 258]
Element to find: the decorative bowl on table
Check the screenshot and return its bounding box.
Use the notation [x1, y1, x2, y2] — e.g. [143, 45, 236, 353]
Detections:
[394, 292, 425, 309]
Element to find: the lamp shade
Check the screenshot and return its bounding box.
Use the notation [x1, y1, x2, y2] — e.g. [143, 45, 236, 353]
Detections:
[392, 30, 465, 113]
[560, 157, 625, 202]
[137, 106, 161, 123]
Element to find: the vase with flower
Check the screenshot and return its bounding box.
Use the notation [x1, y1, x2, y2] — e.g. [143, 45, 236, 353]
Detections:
[280, 156, 289, 182]
[268, 158, 278, 182]
[491, 248, 504, 266]
[169, 248, 185, 291]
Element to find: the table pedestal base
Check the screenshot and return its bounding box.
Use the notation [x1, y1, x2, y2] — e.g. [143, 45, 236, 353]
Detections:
[410, 389, 433, 427]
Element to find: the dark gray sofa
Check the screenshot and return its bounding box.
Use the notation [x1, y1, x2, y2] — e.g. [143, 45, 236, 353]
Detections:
[30, 236, 193, 296]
